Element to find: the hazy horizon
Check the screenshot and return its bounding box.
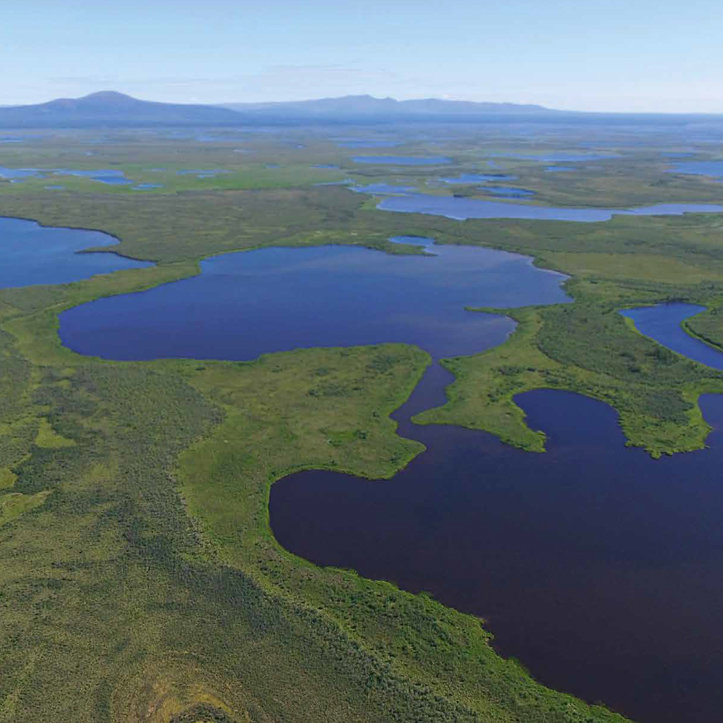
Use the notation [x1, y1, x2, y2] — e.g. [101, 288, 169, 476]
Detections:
[4, 0, 723, 113]
[7, 89, 723, 118]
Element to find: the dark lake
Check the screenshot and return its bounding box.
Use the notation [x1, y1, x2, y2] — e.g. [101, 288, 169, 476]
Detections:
[378, 194, 723, 221]
[58, 237, 569, 361]
[0, 217, 153, 288]
[621, 303, 723, 371]
[271, 372, 723, 723]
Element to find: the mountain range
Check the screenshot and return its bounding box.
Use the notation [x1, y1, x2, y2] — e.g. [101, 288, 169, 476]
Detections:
[0, 91, 556, 127]
[221, 94, 552, 120]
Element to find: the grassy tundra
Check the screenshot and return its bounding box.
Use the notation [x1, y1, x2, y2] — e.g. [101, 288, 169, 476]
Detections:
[0, 128, 721, 721]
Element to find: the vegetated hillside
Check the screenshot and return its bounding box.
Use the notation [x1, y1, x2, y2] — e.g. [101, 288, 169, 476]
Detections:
[0, 91, 243, 128]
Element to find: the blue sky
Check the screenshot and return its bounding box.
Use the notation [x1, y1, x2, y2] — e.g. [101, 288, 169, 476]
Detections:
[3, 0, 722, 112]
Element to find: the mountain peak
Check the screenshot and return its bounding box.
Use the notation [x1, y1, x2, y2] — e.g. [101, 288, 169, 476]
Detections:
[80, 90, 137, 103]
[0, 91, 242, 127]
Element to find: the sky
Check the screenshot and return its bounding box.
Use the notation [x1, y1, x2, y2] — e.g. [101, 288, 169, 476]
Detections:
[3, 0, 723, 113]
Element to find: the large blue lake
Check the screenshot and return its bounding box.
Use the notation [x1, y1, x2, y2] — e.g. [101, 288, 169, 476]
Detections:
[0, 217, 152, 288]
[271, 377, 723, 723]
[58, 237, 569, 361]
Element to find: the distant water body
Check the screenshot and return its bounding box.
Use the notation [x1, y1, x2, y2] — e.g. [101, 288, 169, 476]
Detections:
[667, 160, 723, 179]
[351, 155, 451, 165]
[0, 217, 152, 288]
[0, 166, 133, 185]
[377, 194, 723, 222]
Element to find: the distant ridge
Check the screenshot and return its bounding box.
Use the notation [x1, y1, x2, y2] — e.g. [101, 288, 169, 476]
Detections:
[0, 91, 242, 128]
[6, 91, 717, 129]
[221, 94, 555, 120]
[0, 91, 562, 128]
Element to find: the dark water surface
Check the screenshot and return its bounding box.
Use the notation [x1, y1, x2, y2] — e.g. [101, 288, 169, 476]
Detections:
[0, 217, 153, 288]
[58, 237, 569, 361]
[271, 377, 723, 723]
[621, 303, 723, 371]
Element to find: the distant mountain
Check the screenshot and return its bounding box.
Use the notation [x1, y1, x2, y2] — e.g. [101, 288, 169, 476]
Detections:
[0, 91, 243, 128]
[0, 91, 559, 128]
[222, 94, 555, 121]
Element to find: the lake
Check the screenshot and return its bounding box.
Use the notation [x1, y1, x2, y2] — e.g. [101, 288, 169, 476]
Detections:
[271, 374, 723, 723]
[377, 194, 723, 221]
[0, 217, 153, 288]
[58, 237, 569, 361]
[667, 160, 723, 179]
[0, 167, 133, 185]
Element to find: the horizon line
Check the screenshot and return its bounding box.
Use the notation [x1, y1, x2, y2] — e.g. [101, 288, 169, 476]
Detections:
[4, 90, 723, 117]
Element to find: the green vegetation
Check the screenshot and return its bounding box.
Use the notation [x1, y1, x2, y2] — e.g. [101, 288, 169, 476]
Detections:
[416, 290, 721, 456]
[685, 303, 723, 350]
[1, 128, 722, 722]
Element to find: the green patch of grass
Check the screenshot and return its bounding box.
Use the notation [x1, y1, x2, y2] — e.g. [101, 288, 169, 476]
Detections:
[684, 303, 723, 350]
[34, 418, 76, 449]
[0, 489, 52, 527]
